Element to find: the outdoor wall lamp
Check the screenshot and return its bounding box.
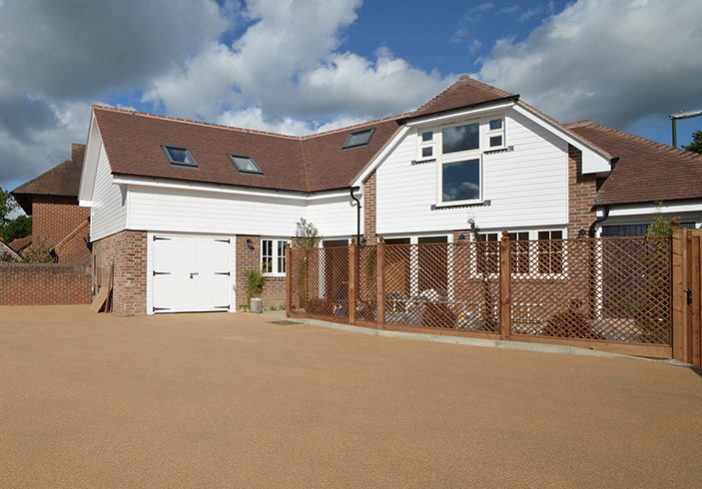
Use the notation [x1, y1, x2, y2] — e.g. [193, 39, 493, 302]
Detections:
[246, 238, 255, 250]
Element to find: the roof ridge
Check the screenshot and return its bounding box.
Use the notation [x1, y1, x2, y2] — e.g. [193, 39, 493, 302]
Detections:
[12, 159, 73, 194]
[93, 104, 406, 141]
[586, 121, 702, 161]
[299, 112, 407, 139]
[92, 105, 304, 140]
[564, 120, 594, 128]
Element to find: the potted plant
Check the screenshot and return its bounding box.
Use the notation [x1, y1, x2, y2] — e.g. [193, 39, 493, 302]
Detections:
[245, 268, 264, 313]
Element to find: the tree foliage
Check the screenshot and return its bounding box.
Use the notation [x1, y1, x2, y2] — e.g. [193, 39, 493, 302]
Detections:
[0, 215, 31, 243]
[646, 210, 674, 239]
[0, 187, 17, 226]
[291, 218, 320, 249]
[683, 129, 702, 154]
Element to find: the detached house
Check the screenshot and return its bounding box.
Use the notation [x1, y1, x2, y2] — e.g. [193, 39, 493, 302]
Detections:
[76, 76, 702, 315]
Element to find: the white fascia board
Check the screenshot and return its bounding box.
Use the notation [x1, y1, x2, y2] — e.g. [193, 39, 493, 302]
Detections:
[598, 200, 702, 218]
[78, 113, 100, 205]
[353, 126, 410, 186]
[403, 100, 517, 128]
[112, 175, 351, 203]
[513, 103, 612, 174]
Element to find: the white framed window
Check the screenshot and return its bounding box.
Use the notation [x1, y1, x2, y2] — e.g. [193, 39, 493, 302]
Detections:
[486, 118, 505, 149]
[260, 239, 288, 276]
[536, 230, 564, 275]
[439, 157, 482, 204]
[417, 130, 435, 160]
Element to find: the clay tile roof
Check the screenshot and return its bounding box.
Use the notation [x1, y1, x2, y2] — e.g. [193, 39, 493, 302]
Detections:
[93, 106, 403, 193]
[8, 236, 32, 253]
[406, 75, 517, 120]
[12, 144, 86, 213]
[567, 121, 702, 205]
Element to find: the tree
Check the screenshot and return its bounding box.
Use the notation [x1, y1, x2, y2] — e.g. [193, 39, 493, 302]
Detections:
[683, 130, 702, 154]
[0, 187, 17, 226]
[0, 215, 31, 243]
[291, 218, 320, 249]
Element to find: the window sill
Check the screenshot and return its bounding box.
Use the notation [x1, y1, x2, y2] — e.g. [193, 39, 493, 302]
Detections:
[262, 273, 286, 279]
[431, 200, 491, 210]
[483, 145, 513, 155]
[411, 158, 436, 166]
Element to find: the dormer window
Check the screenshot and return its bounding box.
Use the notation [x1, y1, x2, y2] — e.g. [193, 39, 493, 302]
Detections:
[163, 146, 196, 167]
[342, 128, 375, 149]
[230, 155, 263, 175]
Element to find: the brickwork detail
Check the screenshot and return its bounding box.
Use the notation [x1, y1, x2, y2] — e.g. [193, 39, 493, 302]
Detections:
[235, 235, 285, 309]
[362, 171, 377, 244]
[568, 145, 598, 237]
[0, 264, 91, 305]
[92, 231, 147, 316]
[32, 196, 90, 248]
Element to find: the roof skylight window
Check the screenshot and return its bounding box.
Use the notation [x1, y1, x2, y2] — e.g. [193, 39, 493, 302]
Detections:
[163, 146, 196, 167]
[342, 128, 375, 149]
[230, 154, 263, 175]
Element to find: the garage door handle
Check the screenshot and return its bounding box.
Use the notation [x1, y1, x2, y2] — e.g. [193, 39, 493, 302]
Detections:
[190, 272, 199, 279]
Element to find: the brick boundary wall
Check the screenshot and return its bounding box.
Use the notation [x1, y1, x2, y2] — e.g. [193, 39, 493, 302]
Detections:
[0, 263, 91, 305]
[568, 145, 598, 238]
[92, 231, 147, 316]
[235, 235, 285, 309]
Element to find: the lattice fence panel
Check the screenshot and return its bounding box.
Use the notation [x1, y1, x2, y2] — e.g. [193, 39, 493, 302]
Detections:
[510, 237, 671, 344]
[289, 246, 349, 321]
[355, 245, 377, 323]
[383, 242, 500, 332]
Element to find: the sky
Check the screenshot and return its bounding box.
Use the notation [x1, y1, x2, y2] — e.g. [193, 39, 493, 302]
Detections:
[0, 0, 701, 191]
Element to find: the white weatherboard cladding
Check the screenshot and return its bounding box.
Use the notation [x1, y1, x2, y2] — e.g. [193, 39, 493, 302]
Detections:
[376, 109, 569, 235]
[127, 186, 357, 238]
[90, 143, 127, 241]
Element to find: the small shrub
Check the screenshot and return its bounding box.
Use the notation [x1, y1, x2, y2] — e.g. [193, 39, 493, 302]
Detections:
[245, 269, 264, 302]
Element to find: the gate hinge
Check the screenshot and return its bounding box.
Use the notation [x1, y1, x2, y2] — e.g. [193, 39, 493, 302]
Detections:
[687, 288, 693, 306]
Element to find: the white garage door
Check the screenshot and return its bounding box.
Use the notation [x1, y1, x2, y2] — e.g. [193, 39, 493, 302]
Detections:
[152, 235, 233, 313]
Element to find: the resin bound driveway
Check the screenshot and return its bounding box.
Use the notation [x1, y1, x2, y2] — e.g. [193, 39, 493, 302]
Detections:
[1, 306, 701, 489]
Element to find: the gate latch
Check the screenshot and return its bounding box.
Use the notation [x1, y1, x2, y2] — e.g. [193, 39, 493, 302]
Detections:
[687, 288, 693, 306]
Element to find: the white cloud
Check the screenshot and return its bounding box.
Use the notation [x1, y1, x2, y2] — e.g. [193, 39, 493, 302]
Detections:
[0, 0, 229, 187]
[144, 0, 453, 128]
[478, 0, 702, 127]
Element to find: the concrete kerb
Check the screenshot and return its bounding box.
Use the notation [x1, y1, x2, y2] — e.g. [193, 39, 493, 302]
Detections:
[286, 315, 686, 366]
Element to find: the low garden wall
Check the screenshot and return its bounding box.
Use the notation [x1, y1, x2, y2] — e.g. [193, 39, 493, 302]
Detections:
[0, 263, 91, 305]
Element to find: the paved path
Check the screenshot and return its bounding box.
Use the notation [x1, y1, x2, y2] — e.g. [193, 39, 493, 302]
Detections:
[1, 306, 700, 488]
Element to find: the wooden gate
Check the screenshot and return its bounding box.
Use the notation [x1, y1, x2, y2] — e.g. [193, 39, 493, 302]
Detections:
[673, 228, 702, 367]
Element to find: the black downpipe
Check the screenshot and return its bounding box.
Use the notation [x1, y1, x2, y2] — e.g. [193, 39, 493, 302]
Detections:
[350, 186, 362, 245]
[589, 205, 610, 238]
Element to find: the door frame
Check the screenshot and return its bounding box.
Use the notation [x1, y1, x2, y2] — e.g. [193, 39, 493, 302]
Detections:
[146, 232, 236, 315]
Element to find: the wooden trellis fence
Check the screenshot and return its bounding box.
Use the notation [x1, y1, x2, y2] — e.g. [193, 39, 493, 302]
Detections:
[287, 229, 701, 363]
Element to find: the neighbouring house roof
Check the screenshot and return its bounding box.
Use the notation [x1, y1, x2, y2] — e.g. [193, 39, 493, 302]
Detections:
[567, 121, 702, 206]
[0, 238, 20, 261]
[12, 143, 86, 213]
[8, 236, 32, 253]
[405, 75, 517, 120]
[94, 106, 404, 193]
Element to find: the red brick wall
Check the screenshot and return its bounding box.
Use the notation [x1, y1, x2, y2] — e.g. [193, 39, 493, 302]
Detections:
[92, 231, 147, 316]
[0, 264, 91, 305]
[235, 235, 285, 309]
[363, 171, 377, 244]
[568, 145, 598, 237]
[32, 196, 90, 248]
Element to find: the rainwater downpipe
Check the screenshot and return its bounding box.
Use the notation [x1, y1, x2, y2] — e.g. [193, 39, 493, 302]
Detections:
[350, 186, 362, 245]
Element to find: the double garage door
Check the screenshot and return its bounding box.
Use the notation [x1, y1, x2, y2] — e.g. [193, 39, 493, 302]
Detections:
[151, 235, 233, 313]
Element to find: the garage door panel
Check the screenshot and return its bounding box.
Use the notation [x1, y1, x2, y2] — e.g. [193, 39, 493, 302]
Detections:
[152, 235, 232, 313]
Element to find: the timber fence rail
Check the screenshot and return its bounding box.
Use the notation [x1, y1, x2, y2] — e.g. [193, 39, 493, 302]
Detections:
[288, 234, 684, 360]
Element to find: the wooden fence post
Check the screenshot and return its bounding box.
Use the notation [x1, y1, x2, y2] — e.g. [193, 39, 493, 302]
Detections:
[348, 240, 357, 325]
[671, 226, 688, 362]
[499, 232, 512, 340]
[376, 239, 385, 329]
[285, 246, 293, 316]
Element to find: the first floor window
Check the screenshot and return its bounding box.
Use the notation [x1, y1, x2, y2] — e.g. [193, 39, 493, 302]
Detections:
[261, 239, 288, 275]
[476, 232, 499, 275]
[441, 158, 481, 203]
